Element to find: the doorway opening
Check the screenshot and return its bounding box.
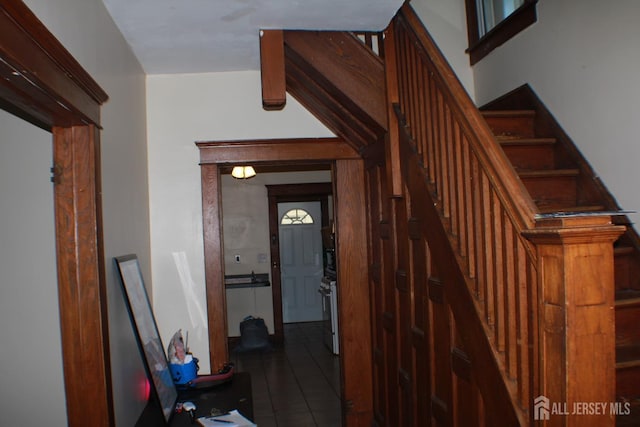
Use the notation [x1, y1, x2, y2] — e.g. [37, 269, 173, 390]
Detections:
[266, 182, 333, 343]
[221, 169, 340, 426]
[197, 138, 372, 427]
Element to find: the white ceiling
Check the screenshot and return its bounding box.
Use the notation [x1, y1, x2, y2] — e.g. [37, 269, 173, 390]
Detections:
[101, 0, 403, 74]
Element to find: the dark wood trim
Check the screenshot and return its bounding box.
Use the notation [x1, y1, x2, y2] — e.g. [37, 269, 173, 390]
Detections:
[265, 182, 332, 198]
[335, 159, 373, 426]
[53, 125, 112, 427]
[200, 164, 229, 371]
[0, 1, 111, 425]
[260, 30, 286, 110]
[266, 183, 333, 343]
[197, 137, 360, 164]
[0, 1, 107, 128]
[464, 0, 538, 65]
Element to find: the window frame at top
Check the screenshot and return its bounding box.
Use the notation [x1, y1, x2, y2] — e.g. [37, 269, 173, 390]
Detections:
[280, 208, 315, 225]
[464, 0, 538, 65]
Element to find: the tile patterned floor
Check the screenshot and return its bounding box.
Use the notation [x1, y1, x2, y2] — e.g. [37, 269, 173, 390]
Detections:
[231, 322, 342, 427]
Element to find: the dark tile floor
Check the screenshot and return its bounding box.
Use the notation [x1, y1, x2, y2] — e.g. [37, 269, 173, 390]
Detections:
[231, 322, 342, 427]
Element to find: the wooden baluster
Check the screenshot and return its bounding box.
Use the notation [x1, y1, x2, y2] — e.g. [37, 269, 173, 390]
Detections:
[472, 155, 485, 302]
[463, 139, 475, 277]
[444, 104, 455, 230]
[408, 39, 418, 151]
[425, 73, 436, 184]
[437, 91, 448, 216]
[492, 191, 506, 352]
[416, 59, 427, 166]
[453, 122, 466, 257]
[481, 172, 494, 326]
[521, 247, 538, 409]
[503, 219, 518, 379]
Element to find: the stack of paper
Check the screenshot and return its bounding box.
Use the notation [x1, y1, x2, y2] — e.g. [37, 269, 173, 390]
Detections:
[196, 409, 257, 427]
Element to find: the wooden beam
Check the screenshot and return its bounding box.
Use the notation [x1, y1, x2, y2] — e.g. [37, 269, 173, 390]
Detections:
[260, 29, 286, 110]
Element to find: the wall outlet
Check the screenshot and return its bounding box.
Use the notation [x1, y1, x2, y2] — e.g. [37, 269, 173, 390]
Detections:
[234, 254, 241, 263]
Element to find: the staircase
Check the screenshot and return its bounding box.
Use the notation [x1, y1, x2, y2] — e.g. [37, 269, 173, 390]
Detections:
[480, 87, 640, 424]
[260, 4, 636, 424]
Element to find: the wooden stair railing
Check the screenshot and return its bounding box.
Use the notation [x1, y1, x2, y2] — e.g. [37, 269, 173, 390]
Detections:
[389, 4, 624, 425]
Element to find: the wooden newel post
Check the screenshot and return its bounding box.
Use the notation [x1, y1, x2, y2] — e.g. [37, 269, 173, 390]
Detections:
[524, 216, 625, 426]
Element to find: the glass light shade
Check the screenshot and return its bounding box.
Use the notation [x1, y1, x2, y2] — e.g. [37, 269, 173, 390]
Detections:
[231, 166, 256, 179]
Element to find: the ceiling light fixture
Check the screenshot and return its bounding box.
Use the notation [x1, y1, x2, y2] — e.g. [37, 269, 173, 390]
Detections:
[231, 166, 256, 179]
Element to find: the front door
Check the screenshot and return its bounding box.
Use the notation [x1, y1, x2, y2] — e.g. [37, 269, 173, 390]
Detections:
[278, 201, 323, 323]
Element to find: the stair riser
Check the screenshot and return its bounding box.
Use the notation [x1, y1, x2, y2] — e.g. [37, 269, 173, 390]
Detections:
[501, 145, 555, 170]
[617, 365, 640, 398]
[519, 176, 577, 207]
[615, 252, 640, 291]
[615, 254, 634, 291]
[484, 116, 535, 138]
[616, 304, 640, 347]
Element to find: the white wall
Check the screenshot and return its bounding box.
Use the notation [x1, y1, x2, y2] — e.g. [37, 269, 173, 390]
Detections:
[0, 111, 66, 427]
[14, 1, 150, 425]
[410, 0, 475, 97]
[146, 70, 333, 373]
[472, 0, 640, 223]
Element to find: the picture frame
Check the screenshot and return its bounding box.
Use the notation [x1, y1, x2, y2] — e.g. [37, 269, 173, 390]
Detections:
[114, 254, 178, 423]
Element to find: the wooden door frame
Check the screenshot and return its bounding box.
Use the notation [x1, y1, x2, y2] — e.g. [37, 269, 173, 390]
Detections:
[266, 182, 332, 343]
[0, 2, 112, 426]
[197, 138, 374, 426]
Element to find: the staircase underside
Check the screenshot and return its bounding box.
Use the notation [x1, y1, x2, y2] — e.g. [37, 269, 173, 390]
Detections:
[261, 30, 388, 152]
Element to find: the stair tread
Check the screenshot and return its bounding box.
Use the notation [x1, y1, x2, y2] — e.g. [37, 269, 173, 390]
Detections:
[616, 399, 640, 426]
[518, 168, 580, 177]
[497, 136, 556, 145]
[617, 345, 640, 367]
[481, 109, 536, 117]
[537, 205, 605, 214]
[616, 289, 640, 302]
[616, 246, 636, 256]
